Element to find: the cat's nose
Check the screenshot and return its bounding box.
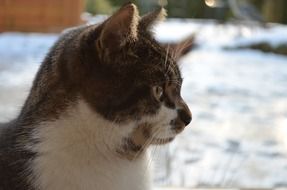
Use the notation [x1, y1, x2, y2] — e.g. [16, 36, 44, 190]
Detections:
[178, 109, 192, 126]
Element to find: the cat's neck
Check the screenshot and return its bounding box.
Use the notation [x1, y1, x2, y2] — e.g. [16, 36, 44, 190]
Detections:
[18, 38, 81, 124]
[27, 99, 152, 190]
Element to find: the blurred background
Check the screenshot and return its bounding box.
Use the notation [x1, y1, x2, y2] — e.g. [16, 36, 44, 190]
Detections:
[0, 0, 287, 189]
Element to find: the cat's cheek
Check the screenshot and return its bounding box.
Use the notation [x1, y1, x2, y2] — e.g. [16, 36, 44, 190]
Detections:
[147, 105, 178, 141]
[151, 124, 177, 139]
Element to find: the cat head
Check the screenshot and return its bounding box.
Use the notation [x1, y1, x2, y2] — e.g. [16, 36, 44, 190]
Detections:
[26, 3, 192, 157]
[73, 3, 192, 150]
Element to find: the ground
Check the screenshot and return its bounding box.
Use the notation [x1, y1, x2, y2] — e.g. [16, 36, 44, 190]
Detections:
[0, 19, 287, 188]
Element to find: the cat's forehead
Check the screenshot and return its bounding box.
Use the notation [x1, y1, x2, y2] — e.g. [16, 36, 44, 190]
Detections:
[138, 34, 182, 82]
[165, 60, 182, 84]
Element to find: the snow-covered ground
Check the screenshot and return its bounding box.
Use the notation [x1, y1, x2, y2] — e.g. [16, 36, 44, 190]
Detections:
[0, 19, 287, 188]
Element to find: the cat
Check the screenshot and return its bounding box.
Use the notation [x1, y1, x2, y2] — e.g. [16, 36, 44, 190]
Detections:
[0, 3, 192, 190]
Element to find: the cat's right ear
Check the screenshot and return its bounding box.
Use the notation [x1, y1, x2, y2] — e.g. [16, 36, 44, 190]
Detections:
[98, 3, 139, 53]
[139, 7, 167, 31]
[161, 34, 195, 61]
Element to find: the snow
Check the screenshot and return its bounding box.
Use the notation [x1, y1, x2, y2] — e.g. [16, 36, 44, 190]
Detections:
[0, 33, 57, 121]
[159, 50, 287, 188]
[0, 18, 287, 188]
[155, 19, 287, 48]
[154, 20, 287, 188]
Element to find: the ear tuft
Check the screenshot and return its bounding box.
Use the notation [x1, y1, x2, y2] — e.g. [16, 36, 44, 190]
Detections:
[140, 7, 167, 30]
[157, 8, 167, 22]
[99, 3, 140, 52]
[128, 3, 140, 40]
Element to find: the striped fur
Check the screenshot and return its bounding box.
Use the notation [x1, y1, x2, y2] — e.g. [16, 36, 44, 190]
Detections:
[0, 3, 191, 190]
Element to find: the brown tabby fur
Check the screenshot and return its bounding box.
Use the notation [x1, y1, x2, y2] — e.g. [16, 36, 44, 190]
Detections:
[0, 3, 192, 190]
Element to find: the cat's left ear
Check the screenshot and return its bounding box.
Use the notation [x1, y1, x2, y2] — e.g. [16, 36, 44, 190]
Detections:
[139, 7, 167, 31]
[161, 34, 195, 61]
[99, 3, 139, 52]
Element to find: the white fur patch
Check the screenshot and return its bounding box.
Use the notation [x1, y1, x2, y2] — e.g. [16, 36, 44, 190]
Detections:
[28, 99, 152, 190]
[141, 105, 178, 140]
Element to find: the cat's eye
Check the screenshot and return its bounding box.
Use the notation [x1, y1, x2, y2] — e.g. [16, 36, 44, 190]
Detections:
[152, 86, 164, 101]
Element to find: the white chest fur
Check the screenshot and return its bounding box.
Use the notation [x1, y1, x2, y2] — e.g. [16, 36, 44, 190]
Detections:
[28, 100, 152, 190]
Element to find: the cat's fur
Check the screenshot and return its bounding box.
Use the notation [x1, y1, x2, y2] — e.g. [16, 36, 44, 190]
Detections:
[0, 3, 192, 190]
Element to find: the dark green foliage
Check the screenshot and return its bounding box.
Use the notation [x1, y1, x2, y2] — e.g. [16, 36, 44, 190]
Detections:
[227, 42, 287, 56]
[85, 0, 287, 24]
[108, 0, 158, 14]
[85, 0, 114, 14]
[165, 0, 205, 18]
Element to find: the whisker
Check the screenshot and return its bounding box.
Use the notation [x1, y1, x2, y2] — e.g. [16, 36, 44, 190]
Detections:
[165, 44, 170, 69]
[164, 44, 171, 76]
[131, 127, 158, 161]
[168, 79, 181, 85]
[134, 128, 163, 185]
[142, 128, 163, 177]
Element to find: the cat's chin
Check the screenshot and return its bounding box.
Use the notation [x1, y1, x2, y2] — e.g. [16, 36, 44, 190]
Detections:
[151, 137, 174, 145]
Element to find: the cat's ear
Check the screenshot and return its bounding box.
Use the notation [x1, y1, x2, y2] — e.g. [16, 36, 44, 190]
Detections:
[161, 34, 195, 61]
[99, 3, 139, 52]
[139, 8, 167, 31]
